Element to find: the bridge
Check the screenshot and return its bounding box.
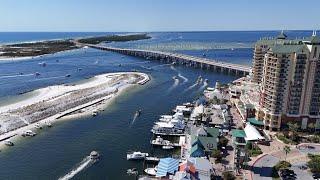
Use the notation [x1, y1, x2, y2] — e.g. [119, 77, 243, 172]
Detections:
[87, 44, 251, 76]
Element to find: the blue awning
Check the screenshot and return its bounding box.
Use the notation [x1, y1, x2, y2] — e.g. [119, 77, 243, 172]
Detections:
[156, 158, 179, 177]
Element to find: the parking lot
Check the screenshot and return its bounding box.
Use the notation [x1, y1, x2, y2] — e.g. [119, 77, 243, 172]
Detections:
[287, 161, 314, 180]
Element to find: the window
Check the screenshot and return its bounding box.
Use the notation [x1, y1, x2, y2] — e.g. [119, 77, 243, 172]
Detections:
[314, 47, 318, 58]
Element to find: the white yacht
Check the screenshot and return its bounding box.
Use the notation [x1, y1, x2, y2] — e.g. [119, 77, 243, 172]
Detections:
[4, 139, 14, 146]
[92, 110, 98, 116]
[151, 136, 171, 146]
[126, 151, 148, 160]
[144, 166, 158, 176]
[151, 121, 184, 135]
[90, 151, 99, 160]
[46, 121, 52, 127]
[173, 76, 178, 80]
[38, 62, 46, 66]
[22, 130, 36, 137]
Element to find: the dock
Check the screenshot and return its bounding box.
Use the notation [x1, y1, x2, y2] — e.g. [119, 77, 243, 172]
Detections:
[87, 45, 250, 76]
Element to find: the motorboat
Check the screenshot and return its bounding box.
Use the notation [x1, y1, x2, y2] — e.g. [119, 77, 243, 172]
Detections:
[173, 76, 178, 80]
[35, 122, 42, 129]
[122, 56, 124, 58]
[144, 166, 158, 176]
[38, 62, 46, 66]
[151, 136, 171, 146]
[131, 69, 137, 72]
[127, 168, 138, 175]
[171, 62, 176, 65]
[4, 139, 14, 146]
[204, 79, 208, 83]
[162, 145, 174, 150]
[65, 74, 71, 77]
[90, 151, 99, 160]
[77, 68, 82, 71]
[92, 110, 98, 116]
[151, 121, 184, 135]
[46, 121, 52, 127]
[135, 110, 142, 116]
[35, 72, 41, 76]
[22, 130, 36, 137]
[202, 54, 206, 57]
[127, 151, 148, 160]
[119, 64, 122, 67]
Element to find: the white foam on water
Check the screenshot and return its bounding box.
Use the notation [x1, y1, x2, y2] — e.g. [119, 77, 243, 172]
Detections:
[58, 157, 94, 180]
[0, 73, 35, 79]
[199, 81, 208, 91]
[184, 83, 198, 92]
[167, 79, 179, 92]
[178, 73, 188, 84]
[130, 113, 139, 127]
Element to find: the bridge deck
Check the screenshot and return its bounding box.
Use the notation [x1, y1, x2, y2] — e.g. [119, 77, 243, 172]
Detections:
[88, 45, 251, 74]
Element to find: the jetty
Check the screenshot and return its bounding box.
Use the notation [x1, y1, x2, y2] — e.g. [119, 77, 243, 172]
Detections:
[87, 45, 251, 76]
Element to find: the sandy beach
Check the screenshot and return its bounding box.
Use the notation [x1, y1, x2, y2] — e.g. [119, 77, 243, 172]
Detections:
[0, 72, 149, 147]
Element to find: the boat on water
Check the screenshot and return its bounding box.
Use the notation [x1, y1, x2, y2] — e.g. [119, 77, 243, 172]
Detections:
[38, 62, 46, 66]
[127, 168, 138, 175]
[35, 72, 41, 76]
[21, 130, 36, 137]
[151, 136, 171, 146]
[202, 54, 206, 57]
[4, 139, 14, 146]
[204, 79, 208, 83]
[171, 62, 176, 65]
[35, 122, 42, 129]
[151, 121, 184, 135]
[135, 110, 142, 116]
[173, 76, 178, 80]
[131, 69, 137, 72]
[127, 151, 149, 160]
[92, 110, 98, 116]
[144, 166, 158, 176]
[162, 145, 174, 150]
[122, 56, 124, 58]
[77, 68, 82, 71]
[46, 121, 52, 127]
[90, 151, 99, 160]
[65, 74, 71, 77]
[196, 75, 202, 84]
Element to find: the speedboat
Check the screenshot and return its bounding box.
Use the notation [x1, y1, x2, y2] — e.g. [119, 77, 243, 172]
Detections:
[173, 76, 178, 80]
[38, 62, 46, 66]
[127, 168, 138, 175]
[162, 145, 174, 150]
[23, 130, 36, 137]
[144, 166, 158, 176]
[92, 110, 98, 116]
[77, 68, 82, 71]
[131, 69, 137, 72]
[35, 122, 42, 129]
[4, 139, 14, 146]
[65, 74, 71, 77]
[122, 56, 124, 58]
[90, 151, 99, 160]
[202, 54, 206, 57]
[127, 151, 148, 160]
[151, 136, 171, 146]
[204, 79, 208, 83]
[35, 72, 41, 76]
[46, 121, 52, 127]
[135, 110, 142, 116]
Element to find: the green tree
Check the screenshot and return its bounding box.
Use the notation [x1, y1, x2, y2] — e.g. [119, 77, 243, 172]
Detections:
[288, 123, 300, 144]
[307, 154, 320, 173]
[308, 123, 315, 133]
[218, 137, 229, 148]
[212, 149, 223, 162]
[222, 171, 236, 180]
[283, 145, 291, 161]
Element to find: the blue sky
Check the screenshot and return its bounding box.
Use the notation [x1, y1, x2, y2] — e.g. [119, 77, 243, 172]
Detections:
[0, 0, 319, 32]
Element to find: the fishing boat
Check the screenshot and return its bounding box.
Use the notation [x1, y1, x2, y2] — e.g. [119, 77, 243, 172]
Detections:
[90, 151, 99, 160]
[65, 74, 71, 77]
[144, 166, 158, 176]
[162, 145, 174, 150]
[4, 139, 14, 146]
[126, 151, 148, 160]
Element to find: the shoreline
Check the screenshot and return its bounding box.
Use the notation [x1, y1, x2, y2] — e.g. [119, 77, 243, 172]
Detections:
[0, 72, 150, 148]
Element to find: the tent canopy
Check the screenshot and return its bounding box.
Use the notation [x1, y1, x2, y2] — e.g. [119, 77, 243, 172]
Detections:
[247, 117, 264, 126]
[244, 123, 265, 141]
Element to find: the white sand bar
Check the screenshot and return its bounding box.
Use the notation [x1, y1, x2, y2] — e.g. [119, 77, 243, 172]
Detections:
[0, 72, 150, 141]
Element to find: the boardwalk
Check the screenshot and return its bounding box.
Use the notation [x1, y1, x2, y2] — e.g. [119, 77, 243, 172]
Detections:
[88, 45, 251, 76]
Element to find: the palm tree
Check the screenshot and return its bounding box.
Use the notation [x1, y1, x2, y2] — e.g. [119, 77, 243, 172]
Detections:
[283, 145, 291, 161]
[288, 123, 299, 144]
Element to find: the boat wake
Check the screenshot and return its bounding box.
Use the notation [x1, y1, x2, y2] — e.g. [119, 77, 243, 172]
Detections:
[170, 66, 178, 72]
[167, 79, 179, 92]
[58, 156, 96, 180]
[183, 83, 198, 92]
[27, 76, 65, 82]
[151, 63, 171, 68]
[198, 82, 208, 91]
[0, 73, 35, 79]
[178, 73, 188, 84]
[130, 114, 139, 127]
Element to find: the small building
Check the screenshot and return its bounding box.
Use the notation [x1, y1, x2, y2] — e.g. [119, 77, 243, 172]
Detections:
[156, 158, 180, 178]
[189, 127, 219, 157]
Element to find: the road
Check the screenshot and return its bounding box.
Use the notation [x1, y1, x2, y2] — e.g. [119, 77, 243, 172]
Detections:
[252, 155, 279, 180]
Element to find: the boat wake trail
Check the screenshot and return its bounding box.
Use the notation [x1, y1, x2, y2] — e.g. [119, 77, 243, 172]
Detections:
[178, 73, 188, 84]
[183, 83, 198, 92]
[27, 76, 65, 82]
[168, 79, 179, 92]
[0, 73, 35, 79]
[130, 114, 139, 127]
[170, 66, 178, 72]
[199, 82, 208, 91]
[58, 156, 95, 180]
[151, 63, 171, 68]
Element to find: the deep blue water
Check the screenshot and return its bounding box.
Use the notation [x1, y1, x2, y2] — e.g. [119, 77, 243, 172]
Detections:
[0, 31, 315, 180]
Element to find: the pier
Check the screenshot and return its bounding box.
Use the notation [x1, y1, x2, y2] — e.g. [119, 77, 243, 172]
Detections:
[87, 45, 251, 76]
